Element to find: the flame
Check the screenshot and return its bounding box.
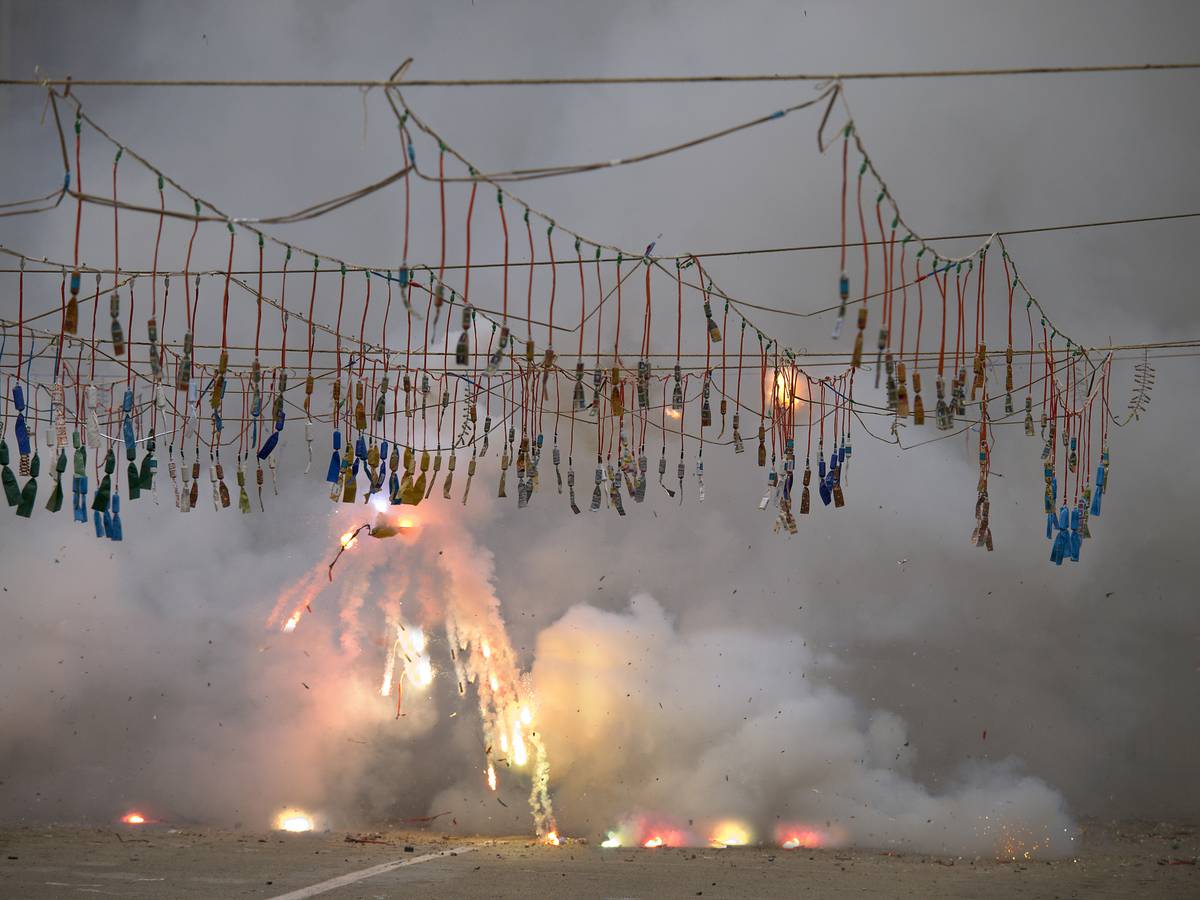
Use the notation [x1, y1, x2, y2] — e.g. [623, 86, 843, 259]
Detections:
[412, 657, 434, 687]
[776, 824, 826, 849]
[486, 763, 497, 791]
[381, 621, 434, 696]
[665, 407, 682, 420]
[769, 368, 808, 409]
[543, 831, 560, 846]
[121, 812, 146, 825]
[601, 832, 622, 848]
[520, 705, 533, 726]
[339, 530, 358, 550]
[398, 517, 416, 529]
[274, 809, 315, 832]
[512, 727, 528, 767]
[282, 610, 302, 633]
[489, 673, 499, 692]
[643, 836, 664, 848]
[481, 640, 492, 659]
[710, 819, 752, 848]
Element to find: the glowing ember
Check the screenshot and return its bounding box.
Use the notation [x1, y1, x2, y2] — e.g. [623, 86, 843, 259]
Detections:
[274, 809, 315, 832]
[643, 836, 665, 848]
[121, 812, 146, 825]
[339, 530, 358, 550]
[710, 820, 752, 847]
[601, 831, 622, 848]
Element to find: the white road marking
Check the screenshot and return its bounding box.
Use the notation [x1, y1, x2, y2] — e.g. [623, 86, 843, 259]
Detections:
[263, 845, 479, 900]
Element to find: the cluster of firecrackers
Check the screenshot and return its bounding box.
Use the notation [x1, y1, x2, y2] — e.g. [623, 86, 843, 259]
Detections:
[0, 83, 1134, 566]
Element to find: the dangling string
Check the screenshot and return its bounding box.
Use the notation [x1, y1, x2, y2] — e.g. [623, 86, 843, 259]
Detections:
[545, 223, 557, 363]
[936, 265, 948, 378]
[498, 189, 510, 325]
[833, 125, 850, 339]
[525, 206, 535, 353]
[125, 273, 135, 387]
[304, 257, 318, 415]
[612, 254, 622, 362]
[898, 240, 909, 361]
[220, 224, 235, 356]
[851, 160, 870, 368]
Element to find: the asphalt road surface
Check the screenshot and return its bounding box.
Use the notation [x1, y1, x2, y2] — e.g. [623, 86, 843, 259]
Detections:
[0, 821, 1196, 898]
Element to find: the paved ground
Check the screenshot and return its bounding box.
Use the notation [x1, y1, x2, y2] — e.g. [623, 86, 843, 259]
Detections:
[0, 820, 1196, 899]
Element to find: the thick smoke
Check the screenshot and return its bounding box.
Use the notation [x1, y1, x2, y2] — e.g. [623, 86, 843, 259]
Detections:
[531, 594, 1074, 854]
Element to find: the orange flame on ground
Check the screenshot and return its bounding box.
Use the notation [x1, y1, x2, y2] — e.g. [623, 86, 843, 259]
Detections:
[643, 836, 664, 848]
[121, 812, 146, 825]
[709, 819, 752, 848]
[777, 825, 826, 849]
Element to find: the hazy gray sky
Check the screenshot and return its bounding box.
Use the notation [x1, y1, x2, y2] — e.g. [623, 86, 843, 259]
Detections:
[0, 0, 1197, 839]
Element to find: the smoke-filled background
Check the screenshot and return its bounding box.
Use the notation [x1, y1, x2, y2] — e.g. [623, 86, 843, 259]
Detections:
[1, 0, 1198, 856]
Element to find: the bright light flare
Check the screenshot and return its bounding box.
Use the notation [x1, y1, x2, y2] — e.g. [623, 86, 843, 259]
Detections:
[665, 407, 682, 420]
[543, 831, 560, 846]
[121, 812, 146, 825]
[339, 531, 358, 550]
[512, 728, 528, 767]
[601, 831, 622, 849]
[486, 763, 497, 791]
[412, 657, 434, 688]
[643, 836, 665, 848]
[274, 809, 315, 832]
[282, 610, 302, 633]
[710, 819, 752, 848]
[520, 705, 533, 726]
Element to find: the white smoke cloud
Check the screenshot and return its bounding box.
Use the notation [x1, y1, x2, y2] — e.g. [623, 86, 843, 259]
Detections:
[531, 593, 1075, 855]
